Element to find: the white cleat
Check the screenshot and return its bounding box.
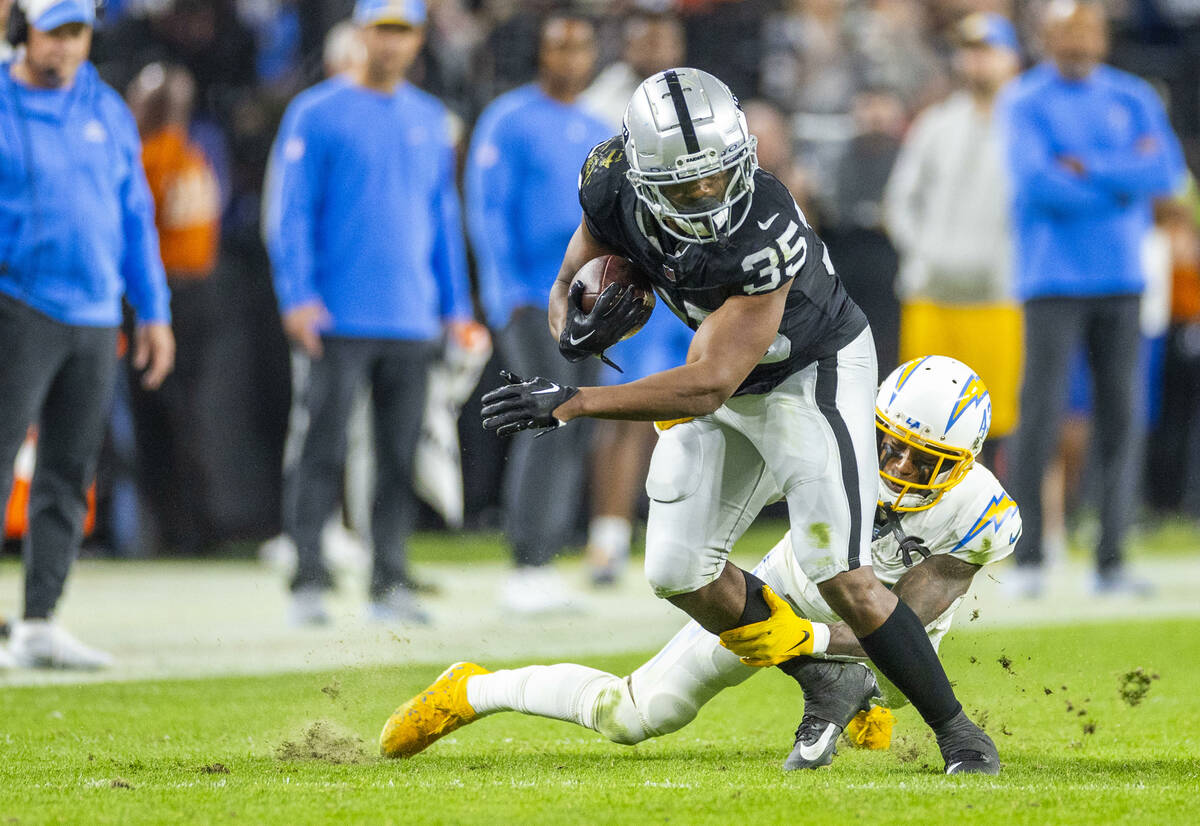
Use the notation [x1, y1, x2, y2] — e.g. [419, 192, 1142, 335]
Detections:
[0, 644, 18, 670]
[499, 566, 584, 617]
[366, 587, 431, 626]
[289, 586, 332, 627]
[9, 620, 113, 670]
[1003, 565, 1045, 600]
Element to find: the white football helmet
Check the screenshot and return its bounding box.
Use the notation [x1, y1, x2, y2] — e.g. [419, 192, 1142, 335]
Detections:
[875, 355, 992, 512]
[622, 67, 758, 245]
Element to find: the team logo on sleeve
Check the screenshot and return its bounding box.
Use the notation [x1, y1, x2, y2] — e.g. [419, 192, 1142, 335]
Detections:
[952, 493, 1018, 552]
[284, 137, 305, 162]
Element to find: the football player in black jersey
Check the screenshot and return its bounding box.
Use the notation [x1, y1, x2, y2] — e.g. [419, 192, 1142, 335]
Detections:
[481, 68, 996, 774]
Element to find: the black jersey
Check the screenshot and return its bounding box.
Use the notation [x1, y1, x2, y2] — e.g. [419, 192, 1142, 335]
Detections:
[578, 137, 868, 396]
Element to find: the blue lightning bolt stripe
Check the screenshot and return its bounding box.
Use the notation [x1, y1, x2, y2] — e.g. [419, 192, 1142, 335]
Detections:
[889, 356, 929, 406]
[952, 493, 1018, 551]
[946, 374, 989, 431]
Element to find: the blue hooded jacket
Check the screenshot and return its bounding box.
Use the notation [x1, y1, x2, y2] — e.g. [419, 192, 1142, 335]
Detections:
[0, 60, 170, 326]
[465, 84, 612, 328]
[263, 77, 472, 340]
[999, 62, 1186, 301]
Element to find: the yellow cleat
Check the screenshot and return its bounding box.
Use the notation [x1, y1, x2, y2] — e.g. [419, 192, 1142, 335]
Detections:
[844, 705, 896, 750]
[379, 661, 490, 758]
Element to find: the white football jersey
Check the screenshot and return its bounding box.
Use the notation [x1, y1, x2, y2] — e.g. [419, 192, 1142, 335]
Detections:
[754, 462, 1021, 643]
[869, 462, 1020, 585]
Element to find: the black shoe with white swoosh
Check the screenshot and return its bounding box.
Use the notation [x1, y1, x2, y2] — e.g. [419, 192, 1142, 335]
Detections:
[934, 709, 1000, 775]
[782, 660, 879, 770]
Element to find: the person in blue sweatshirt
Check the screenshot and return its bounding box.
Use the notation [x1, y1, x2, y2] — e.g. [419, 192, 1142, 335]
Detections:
[264, 0, 476, 627]
[0, 0, 174, 669]
[998, 0, 1185, 598]
[465, 12, 610, 615]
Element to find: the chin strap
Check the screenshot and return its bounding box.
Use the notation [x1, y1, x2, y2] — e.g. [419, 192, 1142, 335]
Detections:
[874, 505, 931, 568]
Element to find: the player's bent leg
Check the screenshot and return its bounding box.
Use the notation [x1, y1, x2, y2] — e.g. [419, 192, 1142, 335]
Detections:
[643, 418, 775, 632]
[818, 569, 998, 775]
[380, 662, 491, 758]
[816, 566, 899, 637]
[461, 621, 754, 747]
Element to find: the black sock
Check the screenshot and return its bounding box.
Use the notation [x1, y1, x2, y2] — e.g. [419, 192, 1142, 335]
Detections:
[737, 570, 772, 626]
[857, 599, 961, 728]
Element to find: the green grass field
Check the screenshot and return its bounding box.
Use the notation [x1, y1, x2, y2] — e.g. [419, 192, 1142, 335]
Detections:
[2, 616, 1197, 825]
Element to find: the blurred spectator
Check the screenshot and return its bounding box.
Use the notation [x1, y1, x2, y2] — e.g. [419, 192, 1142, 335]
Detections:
[470, 0, 556, 110]
[465, 13, 609, 613]
[579, 9, 683, 124]
[677, 0, 771, 96]
[856, 0, 949, 112]
[1146, 184, 1200, 513]
[744, 98, 819, 219]
[124, 62, 222, 554]
[1000, 0, 1186, 598]
[0, 0, 173, 668]
[825, 86, 906, 378]
[883, 12, 1022, 469]
[576, 10, 692, 586]
[760, 0, 860, 211]
[257, 17, 372, 582]
[91, 0, 258, 123]
[322, 18, 364, 77]
[264, 0, 475, 627]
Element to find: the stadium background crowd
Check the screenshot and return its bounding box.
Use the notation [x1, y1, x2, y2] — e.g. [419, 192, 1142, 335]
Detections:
[3, 0, 1200, 621]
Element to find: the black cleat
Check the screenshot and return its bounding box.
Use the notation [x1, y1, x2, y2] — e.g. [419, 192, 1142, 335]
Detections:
[935, 709, 1001, 775]
[783, 659, 880, 770]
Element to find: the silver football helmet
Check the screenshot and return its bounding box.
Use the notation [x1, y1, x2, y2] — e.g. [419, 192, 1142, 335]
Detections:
[622, 68, 758, 245]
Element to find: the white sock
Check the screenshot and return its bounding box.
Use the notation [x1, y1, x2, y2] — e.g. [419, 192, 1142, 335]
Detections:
[587, 516, 632, 562]
[466, 664, 619, 731]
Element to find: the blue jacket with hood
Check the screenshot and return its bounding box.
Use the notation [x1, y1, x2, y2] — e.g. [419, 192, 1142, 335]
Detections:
[0, 59, 170, 326]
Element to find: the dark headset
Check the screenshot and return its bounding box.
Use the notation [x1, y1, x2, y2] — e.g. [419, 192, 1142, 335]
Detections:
[6, 1, 105, 46]
[5, 1, 28, 45]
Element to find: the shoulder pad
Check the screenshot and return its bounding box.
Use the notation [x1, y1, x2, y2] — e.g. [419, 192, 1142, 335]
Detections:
[578, 135, 628, 245]
[943, 466, 1021, 566]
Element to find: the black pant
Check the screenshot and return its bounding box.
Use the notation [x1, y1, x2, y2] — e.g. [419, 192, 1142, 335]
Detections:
[0, 294, 118, 619]
[1148, 322, 1200, 512]
[498, 307, 598, 567]
[129, 278, 217, 552]
[287, 336, 436, 597]
[1007, 295, 1141, 573]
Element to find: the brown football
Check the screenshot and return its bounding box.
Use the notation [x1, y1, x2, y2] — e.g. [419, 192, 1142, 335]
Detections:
[573, 255, 655, 336]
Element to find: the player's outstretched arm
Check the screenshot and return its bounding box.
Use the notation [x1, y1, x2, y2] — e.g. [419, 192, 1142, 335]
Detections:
[823, 555, 981, 657]
[549, 220, 618, 341]
[554, 278, 792, 422]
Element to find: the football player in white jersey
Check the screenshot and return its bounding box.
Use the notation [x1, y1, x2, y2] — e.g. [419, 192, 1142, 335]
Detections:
[382, 356, 1021, 771]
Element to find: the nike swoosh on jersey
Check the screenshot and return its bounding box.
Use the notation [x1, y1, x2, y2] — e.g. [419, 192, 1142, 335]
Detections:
[795, 723, 838, 762]
[567, 331, 595, 346]
[757, 213, 780, 231]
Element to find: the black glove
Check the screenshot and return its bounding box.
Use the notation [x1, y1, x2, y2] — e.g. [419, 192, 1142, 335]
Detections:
[481, 370, 580, 437]
[558, 280, 651, 369]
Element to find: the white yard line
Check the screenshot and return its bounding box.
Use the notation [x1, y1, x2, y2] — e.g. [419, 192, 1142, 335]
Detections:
[1, 553, 1197, 687]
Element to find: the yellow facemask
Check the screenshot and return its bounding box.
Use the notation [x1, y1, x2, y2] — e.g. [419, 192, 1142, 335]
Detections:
[876, 411, 974, 512]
